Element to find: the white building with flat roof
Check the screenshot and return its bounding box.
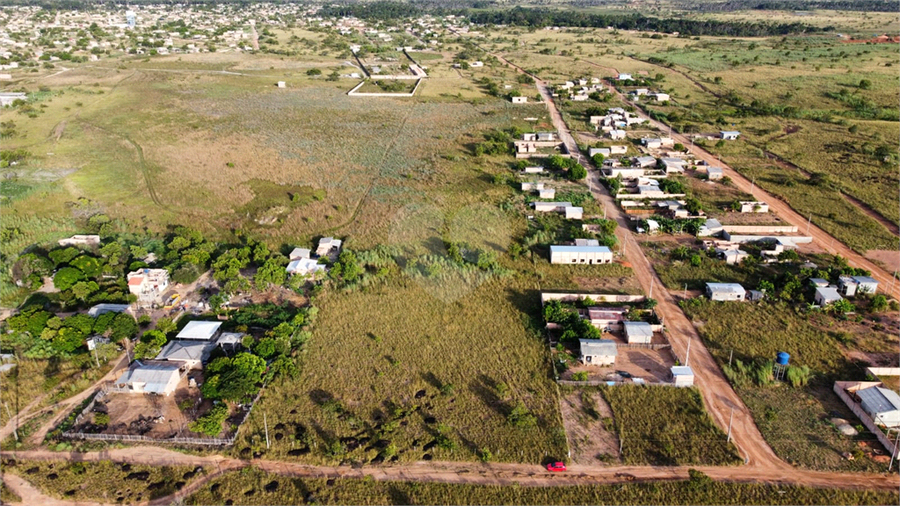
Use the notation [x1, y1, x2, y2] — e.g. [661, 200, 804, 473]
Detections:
[550, 245, 613, 265]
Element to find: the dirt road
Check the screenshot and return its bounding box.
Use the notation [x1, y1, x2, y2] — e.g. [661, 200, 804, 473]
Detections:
[2, 447, 897, 500]
[598, 80, 900, 299]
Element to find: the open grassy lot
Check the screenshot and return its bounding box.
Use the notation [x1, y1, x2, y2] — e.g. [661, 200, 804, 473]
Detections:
[234, 275, 568, 465]
[184, 466, 899, 506]
[0, 479, 21, 504]
[0, 458, 204, 503]
[682, 298, 898, 471]
[598, 385, 741, 466]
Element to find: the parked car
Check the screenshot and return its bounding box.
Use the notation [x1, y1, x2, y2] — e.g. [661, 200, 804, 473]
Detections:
[616, 370, 633, 379]
[546, 461, 567, 472]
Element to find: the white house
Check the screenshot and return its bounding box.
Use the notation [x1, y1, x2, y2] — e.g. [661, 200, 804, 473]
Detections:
[857, 386, 900, 428]
[660, 158, 685, 174]
[277, 81, 286, 88]
[287, 258, 326, 277]
[617, 73, 633, 81]
[550, 245, 613, 265]
[706, 283, 746, 301]
[589, 148, 611, 158]
[814, 286, 843, 306]
[707, 167, 724, 180]
[114, 362, 182, 395]
[718, 248, 750, 265]
[511, 96, 527, 104]
[127, 269, 170, 303]
[650, 92, 670, 102]
[523, 166, 545, 174]
[634, 156, 657, 168]
[565, 206, 584, 220]
[0, 92, 26, 107]
[316, 237, 342, 257]
[720, 131, 741, 140]
[838, 276, 878, 297]
[58, 235, 101, 247]
[586, 307, 628, 330]
[671, 366, 695, 387]
[538, 188, 556, 199]
[609, 145, 628, 155]
[289, 247, 311, 260]
[641, 137, 675, 149]
[608, 129, 627, 140]
[175, 321, 223, 341]
[533, 201, 572, 213]
[521, 182, 545, 191]
[580, 339, 617, 366]
[623, 321, 653, 344]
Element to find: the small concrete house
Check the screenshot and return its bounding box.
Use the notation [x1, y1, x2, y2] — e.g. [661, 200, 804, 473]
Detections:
[623, 321, 653, 344]
[814, 286, 843, 306]
[857, 386, 900, 428]
[671, 366, 695, 387]
[521, 182, 544, 191]
[608, 129, 627, 140]
[287, 258, 326, 277]
[565, 206, 584, 220]
[114, 362, 182, 395]
[175, 321, 223, 341]
[739, 201, 768, 213]
[533, 201, 572, 213]
[838, 276, 878, 297]
[589, 148, 611, 158]
[617, 73, 633, 81]
[58, 234, 101, 247]
[586, 307, 627, 330]
[523, 166, 544, 174]
[706, 283, 746, 301]
[316, 237, 343, 257]
[719, 248, 750, 265]
[511, 96, 527, 104]
[538, 188, 556, 199]
[651, 92, 670, 102]
[707, 167, 724, 180]
[550, 245, 613, 265]
[289, 247, 311, 260]
[809, 278, 830, 288]
[277, 81, 286, 88]
[634, 156, 657, 168]
[580, 339, 617, 366]
[155, 340, 214, 370]
[720, 131, 741, 140]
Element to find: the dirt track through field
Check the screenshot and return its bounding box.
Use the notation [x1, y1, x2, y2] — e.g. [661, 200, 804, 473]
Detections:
[1, 446, 897, 506]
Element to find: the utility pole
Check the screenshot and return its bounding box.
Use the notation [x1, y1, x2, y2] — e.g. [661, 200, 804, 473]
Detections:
[806, 213, 812, 234]
[649, 280, 653, 300]
[619, 433, 624, 453]
[889, 429, 898, 472]
[93, 344, 100, 369]
[728, 349, 734, 366]
[726, 407, 734, 444]
[4, 402, 17, 441]
[750, 177, 754, 194]
[683, 284, 687, 300]
[685, 338, 691, 367]
[264, 412, 270, 449]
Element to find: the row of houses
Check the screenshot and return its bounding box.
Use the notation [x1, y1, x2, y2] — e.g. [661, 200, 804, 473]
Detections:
[812, 276, 879, 306]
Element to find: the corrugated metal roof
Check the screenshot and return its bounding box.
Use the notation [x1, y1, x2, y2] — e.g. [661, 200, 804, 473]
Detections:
[858, 386, 900, 415]
[550, 245, 612, 253]
[116, 363, 181, 394]
[624, 321, 653, 337]
[706, 283, 746, 294]
[156, 340, 213, 362]
[176, 321, 223, 340]
[580, 339, 617, 356]
[671, 366, 694, 376]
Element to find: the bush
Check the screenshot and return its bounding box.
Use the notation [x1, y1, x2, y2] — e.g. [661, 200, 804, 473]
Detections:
[188, 403, 228, 437]
[568, 164, 587, 180]
[785, 365, 811, 387]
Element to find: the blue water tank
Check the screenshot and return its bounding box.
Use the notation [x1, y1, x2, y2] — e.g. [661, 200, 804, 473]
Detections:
[775, 352, 790, 366]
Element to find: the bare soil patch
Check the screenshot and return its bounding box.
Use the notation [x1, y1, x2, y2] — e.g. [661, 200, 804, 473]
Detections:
[558, 389, 620, 465]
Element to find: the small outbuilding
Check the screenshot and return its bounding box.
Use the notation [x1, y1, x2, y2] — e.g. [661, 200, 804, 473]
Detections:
[114, 362, 182, 395]
[857, 386, 900, 428]
[511, 96, 527, 104]
[550, 245, 613, 265]
[87, 304, 130, 317]
[707, 167, 724, 180]
[671, 366, 695, 387]
[175, 321, 223, 341]
[705, 283, 746, 301]
[720, 131, 741, 140]
[838, 275, 878, 297]
[814, 286, 843, 306]
[623, 321, 653, 344]
[579, 339, 617, 366]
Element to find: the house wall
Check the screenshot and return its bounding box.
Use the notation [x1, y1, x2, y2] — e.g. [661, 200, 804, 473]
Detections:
[583, 353, 615, 366]
[833, 382, 897, 453]
[721, 225, 797, 234]
[541, 293, 645, 304]
[550, 251, 613, 264]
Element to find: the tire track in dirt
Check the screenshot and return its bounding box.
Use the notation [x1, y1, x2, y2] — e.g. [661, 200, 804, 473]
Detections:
[317, 104, 415, 237]
[74, 118, 161, 207]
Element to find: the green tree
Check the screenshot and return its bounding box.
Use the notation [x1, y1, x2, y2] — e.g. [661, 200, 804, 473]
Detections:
[306, 68, 322, 76]
[188, 403, 228, 436]
[254, 337, 277, 358]
[70, 280, 99, 301]
[155, 317, 177, 336]
[858, 79, 871, 90]
[70, 255, 102, 278]
[109, 313, 138, 342]
[49, 247, 80, 267]
[568, 164, 587, 180]
[255, 257, 287, 290]
[53, 267, 84, 291]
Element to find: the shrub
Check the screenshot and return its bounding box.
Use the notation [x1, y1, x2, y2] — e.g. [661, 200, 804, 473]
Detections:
[188, 403, 228, 437]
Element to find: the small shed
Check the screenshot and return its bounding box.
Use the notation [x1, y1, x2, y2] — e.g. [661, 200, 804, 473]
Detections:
[857, 386, 900, 428]
[289, 247, 311, 260]
[814, 286, 843, 306]
[809, 278, 830, 288]
[175, 321, 223, 341]
[705, 283, 746, 301]
[538, 188, 556, 199]
[565, 206, 584, 220]
[671, 366, 694, 387]
[720, 131, 741, 140]
[839, 275, 878, 297]
[623, 321, 653, 344]
[707, 167, 724, 180]
[277, 81, 286, 88]
[511, 96, 527, 104]
[114, 362, 182, 395]
[580, 339, 617, 366]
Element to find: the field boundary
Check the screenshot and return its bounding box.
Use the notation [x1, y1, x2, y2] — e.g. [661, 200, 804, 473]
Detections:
[348, 78, 423, 97]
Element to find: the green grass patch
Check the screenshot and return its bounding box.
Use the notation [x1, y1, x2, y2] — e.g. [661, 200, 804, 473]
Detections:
[233, 276, 566, 464]
[185, 466, 899, 505]
[239, 178, 325, 225]
[598, 385, 741, 466]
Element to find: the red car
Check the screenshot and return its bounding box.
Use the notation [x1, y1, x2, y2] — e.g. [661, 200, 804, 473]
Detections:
[546, 461, 567, 472]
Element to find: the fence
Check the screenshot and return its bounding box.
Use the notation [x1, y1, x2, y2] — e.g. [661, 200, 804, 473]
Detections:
[541, 292, 645, 304]
[558, 379, 675, 387]
[62, 382, 267, 447]
[347, 78, 423, 97]
[833, 382, 897, 453]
